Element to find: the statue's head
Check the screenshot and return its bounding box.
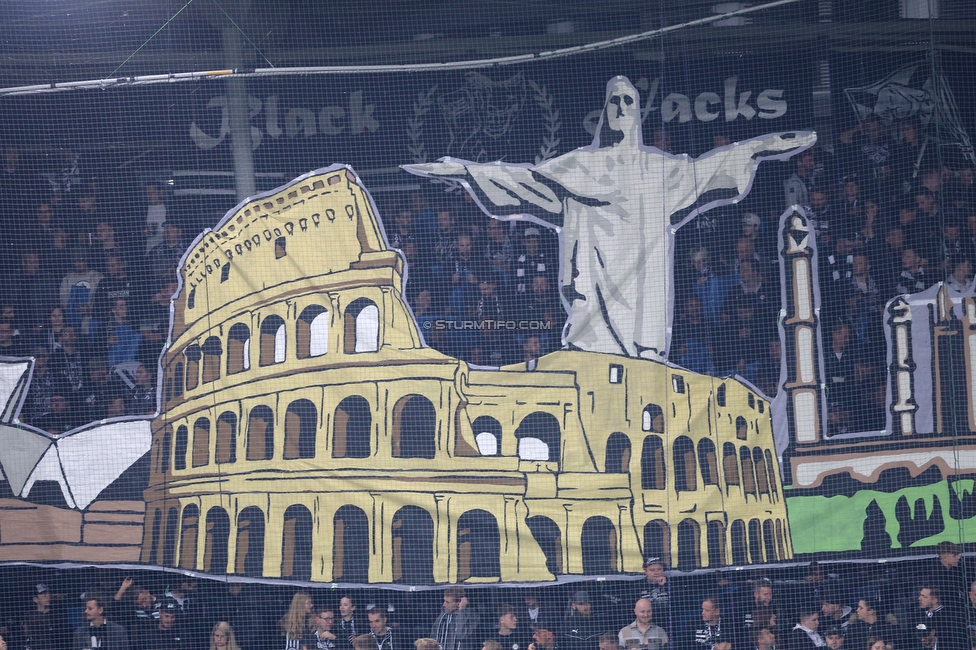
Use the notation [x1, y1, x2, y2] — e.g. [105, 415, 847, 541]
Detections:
[607, 80, 639, 134]
[597, 77, 641, 147]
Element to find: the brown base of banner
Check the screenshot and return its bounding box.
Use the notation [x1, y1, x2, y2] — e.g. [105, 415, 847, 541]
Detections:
[0, 498, 144, 562]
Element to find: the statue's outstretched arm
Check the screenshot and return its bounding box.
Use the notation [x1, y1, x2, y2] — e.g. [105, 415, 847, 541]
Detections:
[746, 131, 817, 158]
[665, 132, 817, 220]
[700, 131, 817, 194]
[402, 160, 469, 177]
[403, 158, 563, 215]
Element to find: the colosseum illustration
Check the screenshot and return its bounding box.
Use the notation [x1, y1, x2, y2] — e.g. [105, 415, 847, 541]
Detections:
[140, 165, 789, 584]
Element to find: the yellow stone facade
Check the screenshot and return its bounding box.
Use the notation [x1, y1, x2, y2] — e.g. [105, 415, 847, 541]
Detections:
[141, 166, 790, 584]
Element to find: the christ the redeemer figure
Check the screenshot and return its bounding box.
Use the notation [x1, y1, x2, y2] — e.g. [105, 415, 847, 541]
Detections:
[404, 76, 815, 360]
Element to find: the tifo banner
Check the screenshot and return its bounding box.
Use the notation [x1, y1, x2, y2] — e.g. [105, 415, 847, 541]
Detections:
[3, 16, 976, 604]
[0, 51, 814, 178]
[844, 59, 976, 171]
[7, 4, 976, 650]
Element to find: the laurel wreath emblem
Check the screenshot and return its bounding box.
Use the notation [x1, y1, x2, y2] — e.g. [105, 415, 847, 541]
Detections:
[528, 80, 561, 165]
[407, 85, 436, 164]
[408, 79, 561, 190]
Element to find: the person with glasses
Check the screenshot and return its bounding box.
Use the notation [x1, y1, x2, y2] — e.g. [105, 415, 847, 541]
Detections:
[305, 607, 338, 650]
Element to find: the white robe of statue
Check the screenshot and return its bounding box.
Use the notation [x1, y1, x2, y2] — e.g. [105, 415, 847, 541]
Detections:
[405, 76, 815, 360]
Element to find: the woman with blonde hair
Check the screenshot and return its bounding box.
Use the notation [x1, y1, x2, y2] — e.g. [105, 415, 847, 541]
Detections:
[211, 622, 241, 650]
[281, 591, 314, 650]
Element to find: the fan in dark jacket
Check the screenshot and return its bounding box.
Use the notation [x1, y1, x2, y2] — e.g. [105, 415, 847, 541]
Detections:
[430, 588, 480, 650]
[72, 597, 129, 650]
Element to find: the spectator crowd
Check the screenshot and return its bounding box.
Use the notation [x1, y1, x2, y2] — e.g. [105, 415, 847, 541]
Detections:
[0, 113, 971, 437]
[668, 117, 975, 436]
[5, 546, 976, 650]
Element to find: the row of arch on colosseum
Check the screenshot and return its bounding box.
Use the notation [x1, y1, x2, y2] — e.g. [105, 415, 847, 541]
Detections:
[629, 433, 782, 504]
[164, 297, 381, 405]
[153, 397, 777, 506]
[152, 400, 565, 474]
[143, 494, 789, 580]
[145, 495, 525, 582]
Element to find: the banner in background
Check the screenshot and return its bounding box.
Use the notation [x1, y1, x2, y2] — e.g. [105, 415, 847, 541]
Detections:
[4, 48, 976, 580]
[844, 59, 976, 169]
[0, 50, 815, 178]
